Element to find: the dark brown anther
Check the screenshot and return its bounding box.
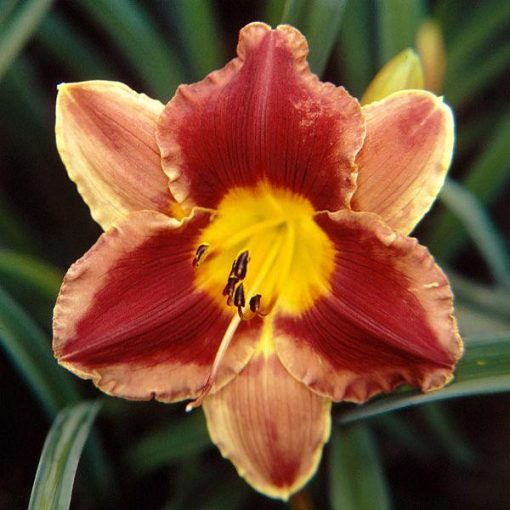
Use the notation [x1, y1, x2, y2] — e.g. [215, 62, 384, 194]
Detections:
[222, 276, 237, 298]
[192, 244, 209, 267]
[234, 283, 245, 308]
[233, 250, 250, 280]
[249, 294, 262, 313]
[227, 260, 237, 278]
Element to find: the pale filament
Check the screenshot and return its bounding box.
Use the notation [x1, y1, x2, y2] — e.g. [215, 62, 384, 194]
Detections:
[186, 232, 285, 411]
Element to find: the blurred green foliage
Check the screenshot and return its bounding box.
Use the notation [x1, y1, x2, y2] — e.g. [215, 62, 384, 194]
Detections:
[0, 0, 509, 509]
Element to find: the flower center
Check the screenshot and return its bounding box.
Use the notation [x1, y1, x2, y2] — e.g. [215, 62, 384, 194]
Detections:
[194, 182, 335, 317]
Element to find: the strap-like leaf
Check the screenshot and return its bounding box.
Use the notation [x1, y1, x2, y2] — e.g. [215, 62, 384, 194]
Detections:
[164, 0, 224, 80]
[438, 179, 510, 287]
[75, 0, 185, 100]
[446, 42, 510, 106]
[281, 0, 347, 76]
[444, 0, 510, 83]
[337, 0, 376, 97]
[0, 0, 54, 81]
[376, 0, 425, 66]
[449, 271, 510, 326]
[0, 198, 37, 253]
[126, 410, 211, 473]
[0, 249, 62, 301]
[28, 401, 102, 510]
[35, 13, 115, 79]
[426, 110, 510, 262]
[329, 424, 391, 510]
[0, 285, 78, 417]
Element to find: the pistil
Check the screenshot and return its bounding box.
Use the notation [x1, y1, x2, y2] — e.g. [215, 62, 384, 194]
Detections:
[187, 235, 284, 410]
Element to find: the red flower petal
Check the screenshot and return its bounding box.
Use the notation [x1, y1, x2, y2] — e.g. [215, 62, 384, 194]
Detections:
[56, 81, 176, 230]
[275, 210, 462, 403]
[53, 210, 259, 402]
[203, 351, 331, 500]
[158, 22, 364, 212]
[352, 90, 454, 234]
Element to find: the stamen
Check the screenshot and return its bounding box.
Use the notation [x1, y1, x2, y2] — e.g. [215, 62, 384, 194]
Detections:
[192, 244, 209, 267]
[222, 251, 250, 308]
[249, 294, 262, 313]
[186, 314, 241, 412]
[188, 237, 283, 410]
[222, 276, 237, 299]
[233, 250, 250, 280]
[234, 283, 245, 308]
[227, 260, 237, 279]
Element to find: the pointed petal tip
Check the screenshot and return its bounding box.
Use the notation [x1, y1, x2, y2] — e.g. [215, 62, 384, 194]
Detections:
[203, 353, 331, 500]
[56, 80, 105, 95]
[56, 81, 85, 93]
[55, 80, 173, 230]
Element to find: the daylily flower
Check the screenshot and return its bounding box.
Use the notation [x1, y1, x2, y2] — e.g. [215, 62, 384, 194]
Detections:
[53, 22, 463, 499]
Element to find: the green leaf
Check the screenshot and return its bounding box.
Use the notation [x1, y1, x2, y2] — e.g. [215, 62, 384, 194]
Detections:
[0, 249, 62, 301]
[280, 0, 307, 24]
[193, 478, 248, 510]
[0, 199, 37, 253]
[437, 179, 510, 287]
[462, 108, 510, 202]
[339, 333, 510, 424]
[126, 410, 212, 473]
[264, 0, 287, 25]
[28, 401, 102, 510]
[164, 457, 248, 510]
[451, 269, 510, 335]
[445, 0, 510, 80]
[329, 424, 391, 510]
[456, 109, 495, 155]
[455, 302, 510, 337]
[0, 284, 78, 417]
[337, 0, 376, 97]
[375, 414, 430, 458]
[376, 0, 425, 66]
[165, 0, 224, 80]
[281, 0, 347, 76]
[0, 0, 19, 30]
[448, 271, 510, 326]
[0, 54, 48, 132]
[35, 13, 114, 79]
[420, 404, 476, 466]
[434, 0, 477, 41]
[0, 287, 113, 501]
[426, 109, 510, 262]
[446, 41, 510, 106]
[0, 0, 54, 81]
[76, 0, 185, 100]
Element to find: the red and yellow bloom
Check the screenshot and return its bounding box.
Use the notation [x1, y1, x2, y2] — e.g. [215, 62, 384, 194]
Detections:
[53, 23, 462, 499]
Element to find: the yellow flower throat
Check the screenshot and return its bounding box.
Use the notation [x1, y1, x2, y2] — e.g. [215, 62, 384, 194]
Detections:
[194, 182, 335, 318]
[186, 183, 335, 411]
